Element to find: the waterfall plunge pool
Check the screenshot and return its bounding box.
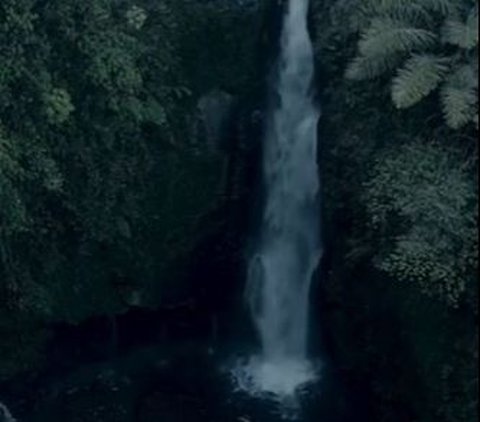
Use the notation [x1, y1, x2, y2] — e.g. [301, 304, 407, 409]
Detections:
[1, 331, 371, 422]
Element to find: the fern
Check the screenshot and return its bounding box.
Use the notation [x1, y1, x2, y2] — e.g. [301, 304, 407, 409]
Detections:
[353, 0, 457, 28]
[361, 1, 430, 23]
[392, 54, 450, 108]
[418, 0, 459, 15]
[441, 64, 478, 128]
[358, 18, 437, 57]
[346, 18, 437, 80]
[341, 0, 478, 130]
[345, 53, 400, 80]
[442, 6, 478, 49]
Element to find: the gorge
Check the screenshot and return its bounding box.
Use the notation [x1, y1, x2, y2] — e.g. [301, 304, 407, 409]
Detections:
[0, 0, 477, 421]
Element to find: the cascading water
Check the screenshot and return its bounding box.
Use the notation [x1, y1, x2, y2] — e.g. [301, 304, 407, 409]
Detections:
[0, 403, 16, 422]
[231, 0, 322, 406]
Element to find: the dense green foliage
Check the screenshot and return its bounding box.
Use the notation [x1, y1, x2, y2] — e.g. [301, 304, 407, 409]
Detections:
[343, 0, 478, 129]
[364, 142, 477, 307]
[313, 0, 477, 420]
[0, 0, 477, 420]
[315, 0, 478, 309]
[0, 0, 264, 379]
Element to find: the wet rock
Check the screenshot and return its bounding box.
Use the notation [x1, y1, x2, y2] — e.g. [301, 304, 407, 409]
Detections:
[60, 380, 133, 422]
[138, 392, 208, 422]
[193, 89, 236, 153]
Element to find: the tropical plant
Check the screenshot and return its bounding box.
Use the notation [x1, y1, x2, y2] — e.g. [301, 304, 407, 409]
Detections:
[344, 0, 478, 129]
[363, 142, 477, 307]
[0, 0, 262, 379]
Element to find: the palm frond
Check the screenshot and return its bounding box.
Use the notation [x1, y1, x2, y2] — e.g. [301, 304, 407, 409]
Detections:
[391, 54, 450, 108]
[346, 18, 437, 80]
[358, 18, 437, 57]
[362, 0, 430, 24]
[473, 114, 479, 129]
[441, 64, 478, 128]
[442, 6, 478, 49]
[353, 0, 457, 28]
[345, 54, 400, 80]
[418, 0, 459, 16]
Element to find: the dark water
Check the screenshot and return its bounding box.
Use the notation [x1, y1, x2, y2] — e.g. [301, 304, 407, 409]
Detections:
[0, 274, 372, 422]
[1, 334, 371, 422]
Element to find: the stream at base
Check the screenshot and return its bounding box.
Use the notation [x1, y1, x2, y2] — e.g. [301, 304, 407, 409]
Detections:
[0, 338, 371, 422]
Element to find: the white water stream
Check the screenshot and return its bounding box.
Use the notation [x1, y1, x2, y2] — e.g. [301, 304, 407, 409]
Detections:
[232, 0, 321, 405]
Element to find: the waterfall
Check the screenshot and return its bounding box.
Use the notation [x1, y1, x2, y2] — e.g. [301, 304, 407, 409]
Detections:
[0, 402, 16, 422]
[232, 0, 321, 402]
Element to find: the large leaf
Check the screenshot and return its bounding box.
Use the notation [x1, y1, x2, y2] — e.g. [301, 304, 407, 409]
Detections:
[357, 1, 429, 25]
[346, 18, 437, 80]
[358, 18, 437, 57]
[441, 64, 478, 129]
[391, 54, 450, 108]
[418, 0, 459, 16]
[353, 0, 457, 28]
[345, 53, 402, 80]
[442, 6, 478, 49]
